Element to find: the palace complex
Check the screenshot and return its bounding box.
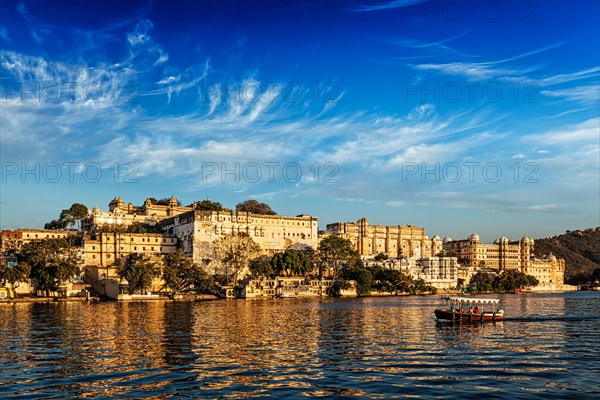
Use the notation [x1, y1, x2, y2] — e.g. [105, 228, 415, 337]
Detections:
[0, 195, 570, 297]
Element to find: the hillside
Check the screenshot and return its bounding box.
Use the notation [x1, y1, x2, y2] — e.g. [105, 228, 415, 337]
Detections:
[534, 227, 600, 284]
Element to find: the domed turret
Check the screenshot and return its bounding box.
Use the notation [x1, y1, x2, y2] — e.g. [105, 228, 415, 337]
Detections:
[521, 236, 530, 244]
[548, 253, 557, 262]
[443, 235, 452, 243]
[433, 235, 441, 241]
[469, 232, 480, 241]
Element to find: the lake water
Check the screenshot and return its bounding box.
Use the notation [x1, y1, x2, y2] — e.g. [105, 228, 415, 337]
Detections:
[1, 291, 599, 399]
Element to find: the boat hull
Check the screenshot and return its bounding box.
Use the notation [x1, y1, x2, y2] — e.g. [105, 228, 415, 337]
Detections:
[435, 309, 504, 322]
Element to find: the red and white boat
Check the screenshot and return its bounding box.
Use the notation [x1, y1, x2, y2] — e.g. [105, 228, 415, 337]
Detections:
[435, 296, 504, 322]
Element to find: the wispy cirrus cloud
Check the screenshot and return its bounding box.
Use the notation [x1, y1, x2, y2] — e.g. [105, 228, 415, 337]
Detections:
[351, 0, 430, 12]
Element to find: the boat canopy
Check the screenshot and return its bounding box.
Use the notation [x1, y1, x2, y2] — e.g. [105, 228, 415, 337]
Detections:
[446, 296, 500, 305]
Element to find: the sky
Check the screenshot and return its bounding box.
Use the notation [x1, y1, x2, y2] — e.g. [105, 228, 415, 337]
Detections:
[0, 0, 599, 242]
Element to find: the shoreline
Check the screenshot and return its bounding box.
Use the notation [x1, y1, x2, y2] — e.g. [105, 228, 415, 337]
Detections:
[0, 288, 583, 303]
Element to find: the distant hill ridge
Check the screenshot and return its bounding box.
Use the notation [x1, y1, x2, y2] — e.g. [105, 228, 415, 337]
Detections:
[534, 227, 600, 284]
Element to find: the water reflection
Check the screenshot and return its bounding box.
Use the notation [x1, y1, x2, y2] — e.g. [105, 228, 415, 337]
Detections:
[1, 292, 599, 398]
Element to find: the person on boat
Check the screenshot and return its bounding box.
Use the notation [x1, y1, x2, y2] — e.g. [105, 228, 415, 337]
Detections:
[450, 305, 456, 313]
[473, 306, 479, 314]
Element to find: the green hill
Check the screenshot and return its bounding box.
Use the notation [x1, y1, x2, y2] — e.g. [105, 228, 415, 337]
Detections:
[534, 227, 600, 284]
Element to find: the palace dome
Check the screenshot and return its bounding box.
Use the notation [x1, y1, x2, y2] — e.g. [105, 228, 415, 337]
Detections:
[469, 232, 480, 241]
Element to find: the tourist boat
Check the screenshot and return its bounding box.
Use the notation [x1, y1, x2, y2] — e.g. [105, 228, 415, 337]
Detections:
[514, 287, 527, 294]
[435, 296, 504, 322]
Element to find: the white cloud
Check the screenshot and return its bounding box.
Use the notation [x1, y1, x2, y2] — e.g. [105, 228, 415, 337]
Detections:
[351, 0, 429, 12]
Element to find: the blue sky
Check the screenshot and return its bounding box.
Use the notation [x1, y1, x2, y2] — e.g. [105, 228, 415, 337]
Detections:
[1, 0, 599, 242]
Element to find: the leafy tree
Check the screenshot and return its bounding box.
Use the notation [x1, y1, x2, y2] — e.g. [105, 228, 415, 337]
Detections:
[317, 236, 361, 279]
[18, 237, 81, 296]
[44, 219, 67, 230]
[374, 252, 388, 261]
[0, 253, 31, 290]
[126, 222, 162, 234]
[162, 250, 213, 294]
[45, 203, 89, 230]
[213, 233, 261, 284]
[326, 279, 351, 297]
[340, 264, 373, 296]
[525, 274, 540, 287]
[468, 271, 495, 292]
[249, 255, 274, 278]
[156, 197, 181, 206]
[44, 203, 89, 230]
[116, 255, 160, 295]
[370, 265, 412, 293]
[235, 200, 277, 215]
[494, 269, 539, 291]
[408, 278, 436, 295]
[591, 268, 600, 283]
[271, 249, 311, 277]
[195, 199, 224, 211]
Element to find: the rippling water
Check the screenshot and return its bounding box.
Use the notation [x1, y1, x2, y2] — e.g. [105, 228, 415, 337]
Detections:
[1, 291, 599, 398]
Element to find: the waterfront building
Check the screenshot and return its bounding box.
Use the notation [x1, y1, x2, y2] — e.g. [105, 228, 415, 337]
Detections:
[81, 196, 193, 232]
[82, 232, 178, 298]
[325, 218, 442, 258]
[0, 228, 76, 252]
[526, 253, 566, 289]
[443, 233, 566, 287]
[83, 232, 178, 267]
[364, 256, 459, 290]
[242, 278, 355, 298]
[160, 210, 318, 265]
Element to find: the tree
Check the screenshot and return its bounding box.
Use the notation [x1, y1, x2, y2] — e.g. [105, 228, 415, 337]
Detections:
[317, 236, 361, 279]
[18, 237, 82, 296]
[235, 200, 277, 215]
[591, 268, 600, 283]
[249, 255, 274, 279]
[157, 197, 181, 206]
[195, 199, 224, 211]
[374, 252, 388, 261]
[0, 253, 30, 290]
[45, 203, 89, 230]
[126, 222, 162, 234]
[271, 249, 311, 277]
[212, 233, 261, 285]
[340, 264, 373, 296]
[468, 271, 495, 292]
[44, 219, 67, 230]
[162, 250, 213, 294]
[494, 269, 539, 292]
[116, 255, 160, 295]
[370, 265, 411, 293]
[409, 278, 436, 295]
